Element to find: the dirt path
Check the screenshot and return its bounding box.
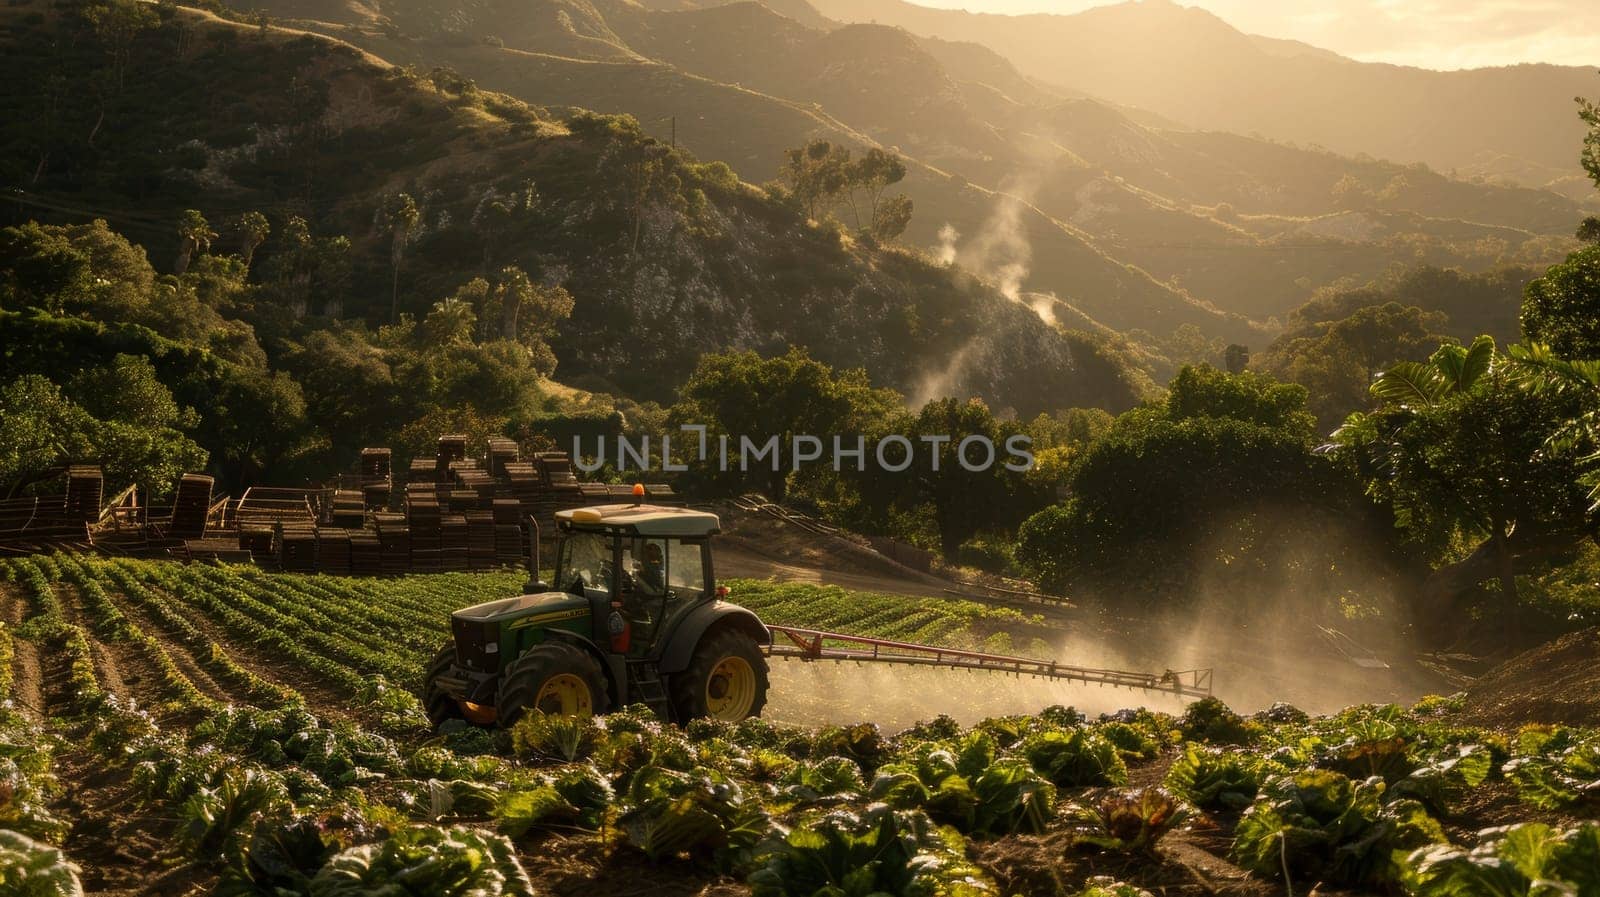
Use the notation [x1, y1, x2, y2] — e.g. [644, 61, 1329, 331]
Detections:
[54, 583, 167, 715]
[105, 586, 237, 706]
[1, 584, 46, 720]
[149, 581, 359, 723]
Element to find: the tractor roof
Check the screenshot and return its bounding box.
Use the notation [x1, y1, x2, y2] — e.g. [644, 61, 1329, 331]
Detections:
[556, 503, 721, 537]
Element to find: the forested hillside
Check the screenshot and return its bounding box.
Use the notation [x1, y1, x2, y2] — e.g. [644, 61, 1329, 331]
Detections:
[243, 0, 1591, 344]
[0, 1, 1153, 416]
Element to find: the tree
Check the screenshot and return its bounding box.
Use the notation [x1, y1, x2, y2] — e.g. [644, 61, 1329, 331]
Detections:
[379, 193, 420, 323]
[0, 222, 90, 311]
[1580, 84, 1600, 191]
[1013, 366, 1388, 609]
[900, 398, 1040, 559]
[670, 348, 899, 503]
[1576, 217, 1600, 244]
[77, 0, 158, 92]
[1260, 302, 1449, 428]
[172, 209, 216, 276]
[422, 296, 477, 348]
[235, 211, 270, 270]
[1223, 344, 1249, 373]
[848, 148, 909, 238]
[870, 194, 914, 242]
[780, 140, 852, 221]
[1521, 245, 1600, 359]
[1329, 338, 1595, 628]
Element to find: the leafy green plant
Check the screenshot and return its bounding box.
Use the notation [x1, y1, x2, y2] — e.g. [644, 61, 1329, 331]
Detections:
[214, 816, 337, 897]
[309, 825, 534, 896]
[495, 765, 613, 836]
[779, 756, 865, 806]
[1401, 822, 1600, 897]
[1502, 727, 1600, 810]
[811, 723, 890, 772]
[1179, 697, 1257, 745]
[177, 768, 292, 862]
[508, 711, 602, 764]
[1163, 744, 1265, 811]
[870, 741, 1054, 836]
[749, 805, 990, 897]
[1065, 787, 1191, 854]
[1021, 729, 1128, 787]
[1074, 877, 1152, 897]
[0, 829, 83, 897]
[1232, 770, 1445, 887]
[616, 765, 770, 866]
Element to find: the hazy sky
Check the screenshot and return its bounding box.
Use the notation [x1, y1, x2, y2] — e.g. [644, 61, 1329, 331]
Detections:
[906, 0, 1600, 70]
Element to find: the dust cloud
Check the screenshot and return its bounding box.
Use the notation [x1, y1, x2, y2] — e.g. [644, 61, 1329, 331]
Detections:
[764, 658, 1191, 732]
[759, 511, 1453, 731]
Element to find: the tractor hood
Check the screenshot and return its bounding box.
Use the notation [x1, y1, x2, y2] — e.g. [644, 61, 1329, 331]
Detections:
[452, 591, 588, 625]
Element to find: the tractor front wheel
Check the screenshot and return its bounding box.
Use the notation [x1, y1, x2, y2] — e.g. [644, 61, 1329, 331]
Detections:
[671, 628, 769, 722]
[497, 641, 610, 727]
[423, 641, 464, 729]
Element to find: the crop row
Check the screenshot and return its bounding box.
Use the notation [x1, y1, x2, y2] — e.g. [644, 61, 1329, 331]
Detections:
[724, 579, 1044, 649]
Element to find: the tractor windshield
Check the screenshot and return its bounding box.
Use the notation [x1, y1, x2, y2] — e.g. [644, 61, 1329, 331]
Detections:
[556, 531, 613, 598]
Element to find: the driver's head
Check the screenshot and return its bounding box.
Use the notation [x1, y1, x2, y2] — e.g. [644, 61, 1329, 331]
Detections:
[643, 542, 663, 565]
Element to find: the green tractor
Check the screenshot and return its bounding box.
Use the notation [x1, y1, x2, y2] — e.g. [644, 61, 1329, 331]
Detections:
[424, 501, 772, 727]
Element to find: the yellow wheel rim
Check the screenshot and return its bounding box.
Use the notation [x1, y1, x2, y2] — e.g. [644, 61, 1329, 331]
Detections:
[705, 656, 756, 721]
[534, 673, 594, 716]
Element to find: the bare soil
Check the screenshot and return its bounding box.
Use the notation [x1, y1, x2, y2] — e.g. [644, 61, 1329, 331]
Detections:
[1457, 627, 1600, 729]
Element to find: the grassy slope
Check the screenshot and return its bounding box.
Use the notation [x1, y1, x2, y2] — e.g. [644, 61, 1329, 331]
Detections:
[0, 0, 1154, 414]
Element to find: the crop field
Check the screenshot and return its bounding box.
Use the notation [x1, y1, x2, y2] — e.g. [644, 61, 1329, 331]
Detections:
[0, 554, 1597, 897]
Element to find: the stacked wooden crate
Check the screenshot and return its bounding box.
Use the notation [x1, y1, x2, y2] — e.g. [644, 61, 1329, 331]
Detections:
[276, 521, 317, 572]
[436, 435, 467, 472]
[316, 527, 352, 575]
[465, 510, 497, 570]
[487, 438, 519, 478]
[238, 526, 274, 561]
[440, 514, 469, 572]
[170, 474, 213, 539]
[330, 489, 365, 529]
[65, 466, 104, 522]
[407, 486, 442, 573]
[349, 529, 381, 575]
[374, 513, 410, 575]
[492, 499, 524, 567]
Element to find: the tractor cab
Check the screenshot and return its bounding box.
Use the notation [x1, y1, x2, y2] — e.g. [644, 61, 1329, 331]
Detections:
[552, 505, 717, 654]
[425, 501, 771, 728]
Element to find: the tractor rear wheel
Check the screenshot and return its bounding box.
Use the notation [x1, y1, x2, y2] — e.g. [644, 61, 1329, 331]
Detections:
[423, 641, 464, 729]
[671, 628, 769, 722]
[497, 641, 610, 727]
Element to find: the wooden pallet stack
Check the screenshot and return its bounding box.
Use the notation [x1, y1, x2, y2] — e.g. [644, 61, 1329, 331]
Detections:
[374, 513, 410, 575]
[440, 513, 469, 572]
[350, 529, 381, 575]
[360, 447, 392, 479]
[436, 435, 468, 473]
[316, 527, 352, 575]
[407, 456, 438, 485]
[170, 474, 213, 539]
[465, 510, 497, 570]
[492, 499, 524, 567]
[330, 489, 365, 529]
[65, 466, 104, 522]
[487, 438, 520, 478]
[407, 487, 442, 572]
[276, 521, 317, 572]
[238, 526, 274, 561]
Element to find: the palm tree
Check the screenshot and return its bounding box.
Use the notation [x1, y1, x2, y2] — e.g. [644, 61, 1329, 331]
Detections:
[381, 193, 420, 324]
[173, 209, 216, 275]
[423, 297, 476, 348]
[236, 211, 270, 270]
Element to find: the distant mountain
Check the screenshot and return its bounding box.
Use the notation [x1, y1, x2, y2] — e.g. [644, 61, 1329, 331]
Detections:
[244, 0, 1588, 334]
[0, 1, 1155, 415]
[807, 0, 1599, 191]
